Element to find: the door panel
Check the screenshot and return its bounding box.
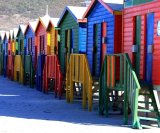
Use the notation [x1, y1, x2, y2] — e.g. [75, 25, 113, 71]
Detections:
[133, 16, 141, 78]
[146, 13, 154, 82]
[93, 24, 98, 76]
[93, 24, 102, 77]
[101, 22, 107, 65]
[71, 29, 74, 53]
[65, 30, 72, 73]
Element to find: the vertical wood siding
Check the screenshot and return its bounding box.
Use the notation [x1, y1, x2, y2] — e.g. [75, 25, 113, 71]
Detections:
[123, 1, 160, 85]
[79, 23, 87, 53]
[47, 24, 58, 55]
[87, 1, 122, 76]
[25, 26, 36, 67]
[59, 12, 79, 74]
[17, 30, 25, 55]
[35, 22, 47, 57]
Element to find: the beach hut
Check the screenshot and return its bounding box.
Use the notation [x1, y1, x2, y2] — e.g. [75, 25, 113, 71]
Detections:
[25, 20, 38, 66]
[43, 18, 63, 97]
[46, 18, 59, 55]
[83, 0, 123, 77]
[35, 14, 51, 91]
[12, 28, 18, 55]
[0, 31, 5, 74]
[122, 0, 160, 128]
[35, 15, 51, 57]
[3, 31, 9, 77]
[23, 20, 38, 87]
[57, 6, 87, 74]
[14, 25, 27, 83]
[16, 25, 27, 55]
[8, 30, 13, 55]
[7, 30, 14, 80]
[123, 0, 160, 85]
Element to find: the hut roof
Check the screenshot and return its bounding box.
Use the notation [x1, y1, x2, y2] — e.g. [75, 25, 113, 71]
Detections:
[39, 14, 51, 29]
[18, 24, 27, 36]
[9, 30, 13, 40]
[0, 31, 5, 40]
[13, 28, 18, 39]
[50, 18, 59, 27]
[29, 19, 39, 32]
[58, 6, 87, 26]
[83, 0, 123, 18]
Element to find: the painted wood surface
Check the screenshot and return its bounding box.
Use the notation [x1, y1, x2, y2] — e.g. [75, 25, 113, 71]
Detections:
[58, 11, 86, 74]
[25, 25, 36, 69]
[123, 1, 160, 85]
[86, 1, 122, 77]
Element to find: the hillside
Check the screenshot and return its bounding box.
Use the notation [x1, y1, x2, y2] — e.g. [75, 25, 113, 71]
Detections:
[0, 0, 83, 30]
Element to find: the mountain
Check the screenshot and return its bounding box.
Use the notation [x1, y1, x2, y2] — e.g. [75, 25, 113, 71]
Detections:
[0, 0, 84, 30]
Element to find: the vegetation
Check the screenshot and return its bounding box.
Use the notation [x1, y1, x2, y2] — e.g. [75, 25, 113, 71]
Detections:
[0, 0, 83, 30]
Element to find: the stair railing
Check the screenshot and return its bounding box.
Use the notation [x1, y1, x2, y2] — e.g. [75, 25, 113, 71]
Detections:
[66, 54, 93, 111]
[99, 53, 141, 129]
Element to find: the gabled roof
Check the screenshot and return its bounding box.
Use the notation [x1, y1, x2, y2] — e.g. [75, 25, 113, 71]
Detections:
[47, 18, 59, 31]
[40, 14, 51, 29]
[35, 14, 51, 33]
[58, 6, 87, 26]
[0, 31, 5, 41]
[103, 0, 123, 4]
[17, 24, 27, 37]
[13, 28, 18, 39]
[25, 19, 39, 35]
[50, 18, 59, 27]
[83, 0, 123, 18]
[4, 31, 10, 41]
[9, 30, 13, 40]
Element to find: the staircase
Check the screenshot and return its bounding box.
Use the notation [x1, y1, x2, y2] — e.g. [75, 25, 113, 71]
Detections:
[66, 54, 93, 111]
[137, 83, 160, 129]
[99, 53, 160, 129]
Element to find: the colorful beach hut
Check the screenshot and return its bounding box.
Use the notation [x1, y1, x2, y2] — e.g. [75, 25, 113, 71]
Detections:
[0, 31, 5, 74]
[7, 30, 14, 80]
[25, 20, 38, 67]
[16, 25, 27, 55]
[8, 30, 13, 55]
[3, 31, 10, 77]
[35, 14, 51, 91]
[57, 6, 87, 74]
[46, 18, 59, 55]
[23, 20, 38, 87]
[83, 0, 123, 77]
[12, 28, 18, 55]
[14, 25, 27, 83]
[43, 18, 63, 97]
[123, 0, 160, 86]
[120, 0, 160, 128]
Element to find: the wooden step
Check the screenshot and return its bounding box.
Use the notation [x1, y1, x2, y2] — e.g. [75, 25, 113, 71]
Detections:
[109, 100, 123, 103]
[141, 125, 154, 129]
[139, 93, 150, 96]
[138, 109, 156, 113]
[139, 117, 158, 121]
[138, 101, 154, 104]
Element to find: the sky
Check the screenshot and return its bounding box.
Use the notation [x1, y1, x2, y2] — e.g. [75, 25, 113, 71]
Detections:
[102, 0, 124, 4]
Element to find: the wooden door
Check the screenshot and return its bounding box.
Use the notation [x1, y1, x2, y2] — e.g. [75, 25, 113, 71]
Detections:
[101, 22, 107, 65]
[146, 13, 154, 82]
[93, 24, 102, 77]
[133, 16, 141, 78]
